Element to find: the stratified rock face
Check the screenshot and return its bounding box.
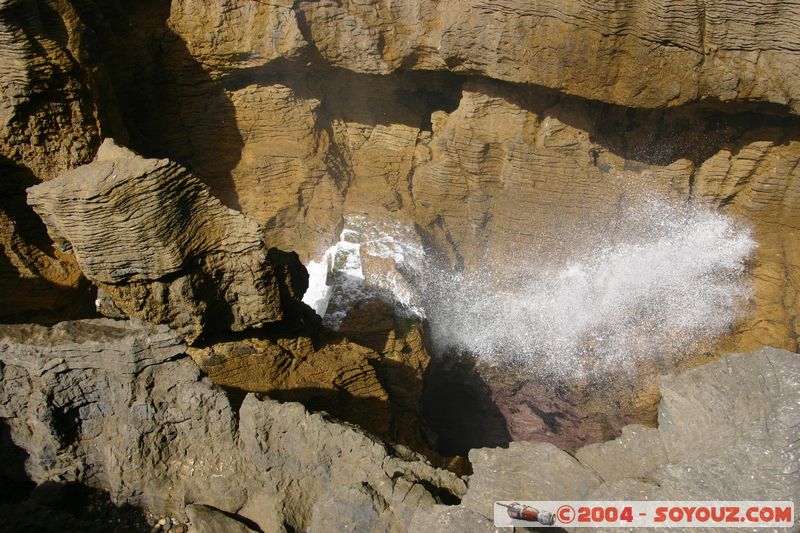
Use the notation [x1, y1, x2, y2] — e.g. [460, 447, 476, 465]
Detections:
[26, 139, 307, 343]
[0, 319, 465, 532]
[1, 0, 799, 358]
[0, 0, 108, 180]
[412, 347, 800, 530]
[187, 322, 433, 453]
[412, 80, 800, 353]
[169, 0, 800, 113]
[0, 0, 120, 320]
[111, 41, 800, 354]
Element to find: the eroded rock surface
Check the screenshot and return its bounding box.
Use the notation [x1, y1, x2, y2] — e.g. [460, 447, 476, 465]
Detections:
[27, 140, 308, 343]
[187, 319, 434, 454]
[414, 347, 800, 530]
[0, 319, 465, 532]
[168, 0, 800, 113]
[1, 1, 799, 359]
[0, 0, 115, 321]
[186, 504, 257, 533]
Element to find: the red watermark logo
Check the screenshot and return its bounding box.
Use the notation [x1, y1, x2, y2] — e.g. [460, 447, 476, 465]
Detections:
[494, 501, 795, 528]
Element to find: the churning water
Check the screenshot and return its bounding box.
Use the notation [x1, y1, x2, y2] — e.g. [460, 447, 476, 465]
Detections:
[304, 200, 756, 377]
[302, 215, 425, 329]
[423, 199, 757, 378]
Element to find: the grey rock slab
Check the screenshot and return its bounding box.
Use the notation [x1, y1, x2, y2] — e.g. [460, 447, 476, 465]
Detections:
[462, 441, 602, 520]
[0, 318, 464, 532]
[186, 504, 256, 533]
[575, 424, 666, 483]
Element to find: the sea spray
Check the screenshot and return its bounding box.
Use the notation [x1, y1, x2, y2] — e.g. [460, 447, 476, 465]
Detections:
[302, 201, 755, 377]
[422, 199, 757, 378]
[302, 215, 425, 328]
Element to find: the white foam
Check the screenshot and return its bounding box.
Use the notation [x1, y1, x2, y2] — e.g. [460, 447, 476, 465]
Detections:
[302, 253, 334, 316]
[301, 216, 425, 326]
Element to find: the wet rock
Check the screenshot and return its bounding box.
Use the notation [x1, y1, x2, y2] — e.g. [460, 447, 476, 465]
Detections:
[0, 318, 464, 531]
[413, 347, 800, 529]
[26, 140, 308, 343]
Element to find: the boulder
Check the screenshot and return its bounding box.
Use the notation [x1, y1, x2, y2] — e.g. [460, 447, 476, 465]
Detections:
[186, 504, 256, 533]
[26, 140, 308, 343]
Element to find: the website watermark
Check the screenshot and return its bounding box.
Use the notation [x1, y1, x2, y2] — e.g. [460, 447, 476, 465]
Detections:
[494, 501, 795, 528]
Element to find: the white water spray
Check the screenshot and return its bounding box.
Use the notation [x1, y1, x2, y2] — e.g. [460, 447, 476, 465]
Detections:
[303, 201, 755, 377]
[302, 215, 425, 328]
[423, 199, 757, 378]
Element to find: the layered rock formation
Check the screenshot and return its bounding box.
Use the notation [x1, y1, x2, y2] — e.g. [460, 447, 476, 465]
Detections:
[2, 0, 799, 355]
[0, 319, 464, 532]
[27, 139, 308, 343]
[413, 347, 800, 530]
[0, 0, 122, 321]
[168, 0, 800, 113]
[186, 319, 433, 454]
[91, 2, 800, 355]
[1, 2, 800, 529]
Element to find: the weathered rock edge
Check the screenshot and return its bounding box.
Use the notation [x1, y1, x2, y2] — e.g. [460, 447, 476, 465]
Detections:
[0, 319, 465, 533]
[26, 140, 308, 343]
[171, 0, 800, 114]
[412, 346, 800, 531]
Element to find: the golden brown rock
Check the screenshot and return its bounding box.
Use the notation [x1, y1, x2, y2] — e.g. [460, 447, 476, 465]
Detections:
[0, 0, 123, 319]
[27, 139, 307, 343]
[0, 0, 799, 459]
[168, 0, 800, 113]
[187, 316, 434, 453]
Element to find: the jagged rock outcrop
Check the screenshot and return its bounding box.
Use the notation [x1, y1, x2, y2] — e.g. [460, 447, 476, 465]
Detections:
[26, 139, 308, 343]
[412, 347, 800, 530]
[186, 320, 434, 453]
[0, 319, 465, 532]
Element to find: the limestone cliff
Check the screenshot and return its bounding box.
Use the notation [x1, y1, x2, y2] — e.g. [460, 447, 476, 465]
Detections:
[2, 0, 799, 356]
[1, 2, 800, 529]
[168, 0, 800, 113]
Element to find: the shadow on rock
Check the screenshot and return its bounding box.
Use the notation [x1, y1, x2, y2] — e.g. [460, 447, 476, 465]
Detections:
[422, 351, 511, 457]
[0, 157, 96, 324]
[0, 420, 149, 532]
